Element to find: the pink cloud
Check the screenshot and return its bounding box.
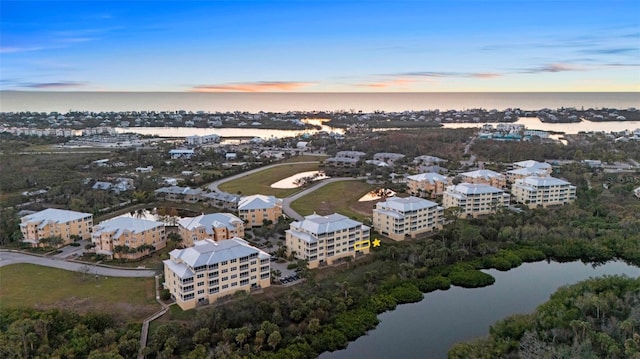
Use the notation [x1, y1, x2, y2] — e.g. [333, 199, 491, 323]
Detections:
[191, 81, 314, 92]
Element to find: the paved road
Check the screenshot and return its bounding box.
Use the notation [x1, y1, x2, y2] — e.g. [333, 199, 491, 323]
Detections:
[0, 251, 157, 277]
[206, 161, 319, 192]
[282, 177, 366, 220]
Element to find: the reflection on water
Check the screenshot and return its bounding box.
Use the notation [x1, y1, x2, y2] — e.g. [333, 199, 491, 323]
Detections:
[358, 188, 396, 202]
[270, 171, 329, 189]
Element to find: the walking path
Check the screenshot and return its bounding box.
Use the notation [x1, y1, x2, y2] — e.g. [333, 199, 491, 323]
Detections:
[138, 275, 170, 359]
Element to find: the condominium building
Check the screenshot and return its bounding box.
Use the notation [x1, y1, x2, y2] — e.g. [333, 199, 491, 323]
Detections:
[178, 213, 244, 246]
[443, 183, 510, 218]
[373, 196, 444, 241]
[91, 217, 166, 259]
[511, 176, 577, 208]
[507, 160, 552, 183]
[286, 213, 370, 268]
[238, 195, 283, 227]
[20, 208, 93, 246]
[406, 173, 451, 198]
[163, 238, 271, 310]
[459, 169, 507, 189]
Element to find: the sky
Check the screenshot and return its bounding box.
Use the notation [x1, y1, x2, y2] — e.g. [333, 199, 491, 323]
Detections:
[1, 0, 639, 92]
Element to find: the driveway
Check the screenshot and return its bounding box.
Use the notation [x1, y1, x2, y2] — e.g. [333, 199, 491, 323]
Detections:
[0, 251, 157, 277]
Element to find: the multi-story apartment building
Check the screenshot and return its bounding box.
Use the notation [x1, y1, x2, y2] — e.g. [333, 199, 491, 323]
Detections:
[238, 195, 283, 227]
[286, 213, 370, 268]
[459, 169, 507, 189]
[506, 160, 552, 183]
[406, 172, 451, 198]
[443, 183, 510, 218]
[163, 238, 271, 310]
[511, 176, 577, 208]
[178, 213, 244, 246]
[20, 208, 93, 246]
[373, 196, 444, 241]
[91, 217, 166, 259]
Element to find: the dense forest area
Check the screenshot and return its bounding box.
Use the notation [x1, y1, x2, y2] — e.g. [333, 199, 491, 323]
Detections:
[449, 275, 640, 359]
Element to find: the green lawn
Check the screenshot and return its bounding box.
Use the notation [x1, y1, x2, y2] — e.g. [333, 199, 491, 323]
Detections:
[218, 162, 320, 197]
[0, 264, 158, 321]
[290, 180, 376, 221]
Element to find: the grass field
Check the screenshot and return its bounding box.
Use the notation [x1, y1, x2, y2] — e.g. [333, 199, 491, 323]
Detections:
[0, 264, 158, 321]
[290, 180, 377, 221]
[218, 162, 320, 197]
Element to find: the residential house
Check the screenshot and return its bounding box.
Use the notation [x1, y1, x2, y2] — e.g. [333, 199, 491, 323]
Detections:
[178, 213, 245, 246]
[459, 169, 507, 189]
[92, 217, 166, 259]
[20, 208, 93, 246]
[163, 238, 271, 310]
[373, 152, 405, 166]
[443, 183, 510, 218]
[406, 172, 451, 198]
[373, 196, 444, 241]
[201, 191, 241, 210]
[238, 195, 283, 227]
[154, 186, 203, 203]
[169, 149, 195, 159]
[511, 176, 577, 208]
[286, 213, 370, 269]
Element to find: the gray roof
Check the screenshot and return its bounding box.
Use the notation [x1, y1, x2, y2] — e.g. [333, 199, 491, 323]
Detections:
[461, 169, 504, 180]
[166, 238, 269, 277]
[202, 191, 241, 203]
[21, 208, 92, 229]
[178, 213, 243, 234]
[513, 160, 551, 170]
[291, 213, 366, 235]
[375, 196, 440, 212]
[515, 176, 573, 187]
[238, 195, 281, 210]
[154, 186, 203, 196]
[407, 172, 448, 184]
[446, 183, 505, 195]
[93, 217, 164, 239]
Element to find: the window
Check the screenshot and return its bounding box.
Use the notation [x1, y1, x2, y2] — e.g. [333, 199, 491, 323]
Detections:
[197, 290, 205, 295]
[209, 287, 219, 294]
[240, 279, 249, 286]
[197, 273, 204, 279]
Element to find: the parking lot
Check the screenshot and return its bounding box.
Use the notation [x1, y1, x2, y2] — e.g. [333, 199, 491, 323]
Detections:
[269, 259, 304, 286]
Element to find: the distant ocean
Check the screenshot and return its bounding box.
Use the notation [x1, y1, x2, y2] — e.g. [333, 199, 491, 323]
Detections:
[1, 92, 638, 113]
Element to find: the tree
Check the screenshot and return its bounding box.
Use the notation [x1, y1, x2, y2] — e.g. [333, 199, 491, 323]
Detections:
[267, 331, 282, 351]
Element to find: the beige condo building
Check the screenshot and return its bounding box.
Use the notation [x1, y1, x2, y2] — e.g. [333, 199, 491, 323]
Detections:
[163, 238, 271, 310]
[459, 169, 507, 189]
[443, 183, 510, 218]
[178, 213, 244, 246]
[406, 172, 451, 198]
[286, 213, 370, 269]
[511, 176, 576, 208]
[91, 217, 166, 259]
[373, 196, 444, 241]
[238, 195, 283, 227]
[20, 208, 93, 247]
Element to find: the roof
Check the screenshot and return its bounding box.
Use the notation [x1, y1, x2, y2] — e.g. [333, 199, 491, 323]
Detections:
[166, 238, 269, 277]
[154, 186, 203, 196]
[375, 196, 440, 213]
[513, 160, 551, 170]
[291, 213, 366, 235]
[169, 149, 194, 154]
[506, 167, 547, 177]
[178, 213, 243, 234]
[461, 169, 504, 180]
[516, 176, 573, 187]
[202, 191, 241, 203]
[238, 195, 281, 210]
[407, 172, 448, 184]
[446, 183, 505, 195]
[93, 217, 164, 239]
[21, 208, 92, 229]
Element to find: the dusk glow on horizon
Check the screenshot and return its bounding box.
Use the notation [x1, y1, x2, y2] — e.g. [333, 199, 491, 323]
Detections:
[2, 0, 639, 92]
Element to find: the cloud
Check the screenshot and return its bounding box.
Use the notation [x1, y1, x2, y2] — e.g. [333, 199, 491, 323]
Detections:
[581, 47, 639, 55]
[518, 63, 582, 73]
[190, 81, 315, 92]
[356, 78, 415, 88]
[21, 82, 88, 89]
[389, 71, 502, 79]
[0, 46, 45, 54]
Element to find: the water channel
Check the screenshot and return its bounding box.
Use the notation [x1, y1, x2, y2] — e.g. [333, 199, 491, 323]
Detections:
[319, 260, 640, 359]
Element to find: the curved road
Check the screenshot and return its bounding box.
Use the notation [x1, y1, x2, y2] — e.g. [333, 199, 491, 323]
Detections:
[282, 177, 366, 220]
[207, 161, 320, 192]
[0, 251, 157, 277]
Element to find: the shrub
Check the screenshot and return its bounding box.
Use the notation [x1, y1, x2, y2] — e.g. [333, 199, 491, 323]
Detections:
[448, 264, 495, 288]
[417, 275, 451, 293]
[286, 263, 298, 270]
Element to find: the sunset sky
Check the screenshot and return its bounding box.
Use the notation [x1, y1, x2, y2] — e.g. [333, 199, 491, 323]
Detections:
[2, 0, 639, 92]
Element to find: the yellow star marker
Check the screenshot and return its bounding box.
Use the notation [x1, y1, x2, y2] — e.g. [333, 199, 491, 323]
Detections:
[372, 238, 381, 247]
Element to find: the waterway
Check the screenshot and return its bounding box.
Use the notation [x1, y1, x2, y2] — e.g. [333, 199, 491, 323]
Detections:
[114, 118, 639, 139]
[319, 260, 640, 359]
